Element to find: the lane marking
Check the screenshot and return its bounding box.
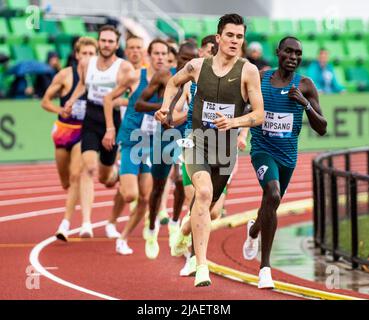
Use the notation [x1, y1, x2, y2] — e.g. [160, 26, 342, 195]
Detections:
[29, 216, 129, 300]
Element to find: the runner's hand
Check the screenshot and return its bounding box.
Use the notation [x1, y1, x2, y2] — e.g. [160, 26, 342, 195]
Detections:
[155, 109, 169, 124]
[64, 100, 74, 117]
[102, 128, 116, 151]
[214, 112, 235, 131]
[58, 107, 70, 119]
[288, 84, 309, 107]
[237, 135, 247, 151]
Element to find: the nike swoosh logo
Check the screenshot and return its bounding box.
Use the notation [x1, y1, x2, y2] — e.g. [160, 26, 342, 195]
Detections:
[278, 115, 291, 119]
[281, 90, 289, 95]
[228, 78, 238, 83]
[219, 106, 231, 111]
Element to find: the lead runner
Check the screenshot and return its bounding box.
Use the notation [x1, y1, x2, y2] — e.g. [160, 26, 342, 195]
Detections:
[156, 13, 264, 287]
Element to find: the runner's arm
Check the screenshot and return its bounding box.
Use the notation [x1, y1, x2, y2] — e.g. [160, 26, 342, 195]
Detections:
[155, 59, 200, 124]
[291, 78, 327, 136]
[102, 62, 135, 151]
[41, 69, 67, 116]
[171, 84, 190, 126]
[235, 64, 264, 128]
[64, 61, 87, 114]
[135, 72, 166, 112]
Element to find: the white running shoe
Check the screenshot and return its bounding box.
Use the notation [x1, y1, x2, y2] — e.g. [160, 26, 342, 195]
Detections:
[79, 222, 93, 238]
[242, 219, 259, 260]
[105, 223, 121, 239]
[116, 239, 133, 255]
[258, 267, 275, 289]
[168, 220, 180, 248]
[55, 219, 70, 242]
[180, 254, 197, 277]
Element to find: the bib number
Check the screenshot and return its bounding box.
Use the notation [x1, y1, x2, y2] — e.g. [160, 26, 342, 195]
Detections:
[262, 111, 294, 138]
[202, 101, 235, 129]
[71, 100, 86, 120]
[87, 85, 112, 105]
[141, 114, 158, 135]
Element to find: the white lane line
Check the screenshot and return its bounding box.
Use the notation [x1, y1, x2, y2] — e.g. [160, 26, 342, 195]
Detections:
[0, 181, 314, 206]
[0, 201, 113, 223]
[30, 217, 129, 300]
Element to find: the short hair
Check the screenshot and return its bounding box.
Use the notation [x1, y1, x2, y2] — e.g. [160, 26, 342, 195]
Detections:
[169, 45, 177, 57]
[98, 25, 121, 42]
[217, 13, 246, 35]
[147, 38, 170, 55]
[126, 35, 143, 46]
[201, 35, 216, 48]
[178, 41, 198, 54]
[278, 36, 301, 49]
[75, 37, 98, 53]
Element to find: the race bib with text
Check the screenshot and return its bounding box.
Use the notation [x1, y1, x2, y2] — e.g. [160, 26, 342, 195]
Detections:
[87, 85, 113, 105]
[202, 101, 235, 129]
[262, 111, 293, 138]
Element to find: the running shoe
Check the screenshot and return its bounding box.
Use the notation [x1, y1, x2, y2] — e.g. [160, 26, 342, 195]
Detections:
[171, 230, 192, 257]
[242, 219, 259, 260]
[159, 209, 170, 225]
[105, 223, 121, 239]
[79, 222, 93, 238]
[145, 232, 160, 259]
[179, 254, 197, 277]
[194, 264, 211, 287]
[55, 219, 70, 242]
[258, 267, 275, 289]
[116, 238, 133, 255]
[168, 220, 180, 248]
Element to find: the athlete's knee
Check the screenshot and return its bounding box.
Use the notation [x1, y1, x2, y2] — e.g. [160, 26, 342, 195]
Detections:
[83, 163, 97, 178]
[195, 186, 212, 205]
[118, 184, 135, 203]
[138, 193, 150, 208]
[264, 187, 281, 210]
[151, 179, 166, 197]
[69, 171, 81, 185]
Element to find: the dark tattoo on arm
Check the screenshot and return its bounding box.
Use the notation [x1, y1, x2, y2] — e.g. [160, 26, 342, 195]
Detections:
[249, 117, 256, 127]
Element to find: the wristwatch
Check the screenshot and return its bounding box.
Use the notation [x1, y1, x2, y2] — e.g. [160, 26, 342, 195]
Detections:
[304, 102, 312, 111]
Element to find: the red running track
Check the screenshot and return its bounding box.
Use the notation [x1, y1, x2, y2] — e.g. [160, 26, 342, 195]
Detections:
[0, 153, 367, 300]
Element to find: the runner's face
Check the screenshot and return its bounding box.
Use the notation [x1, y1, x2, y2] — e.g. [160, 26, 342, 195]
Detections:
[217, 24, 245, 58]
[277, 39, 302, 72]
[167, 52, 177, 68]
[149, 43, 168, 71]
[98, 31, 119, 58]
[177, 48, 198, 70]
[76, 45, 97, 62]
[125, 38, 144, 67]
[199, 43, 214, 58]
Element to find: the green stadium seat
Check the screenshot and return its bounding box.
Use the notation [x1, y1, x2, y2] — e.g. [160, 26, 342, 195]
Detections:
[156, 18, 179, 40]
[60, 17, 87, 36]
[346, 40, 369, 63]
[0, 17, 10, 41]
[203, 17, 218, 37]
[260, 41, 276, 66]
[11, 43, 35, 62]
[298, 19, 320, 40]
[322, 41, 347, 64]
[34, 43, 56, 62]
[39, 19, 60, 36]
[9, 16, 34, 37]
[6, 0, 30, 11]
[274, 19, 297, 36]
[178, 17, 203, 40]
[247, 17, 274, 41]
[57, 43, 72, 61]
[322, 18, 344, 40]
[334, 66, 356, 92]
[345, 19, 366, 38]
[346, 66, 369, 91]
[0, 43, 11, 57]
[302, 41, 320, 62]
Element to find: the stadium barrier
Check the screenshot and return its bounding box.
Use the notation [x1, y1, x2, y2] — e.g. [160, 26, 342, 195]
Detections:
[1, 92, 369, 162]
[313, 147, 369, 268]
